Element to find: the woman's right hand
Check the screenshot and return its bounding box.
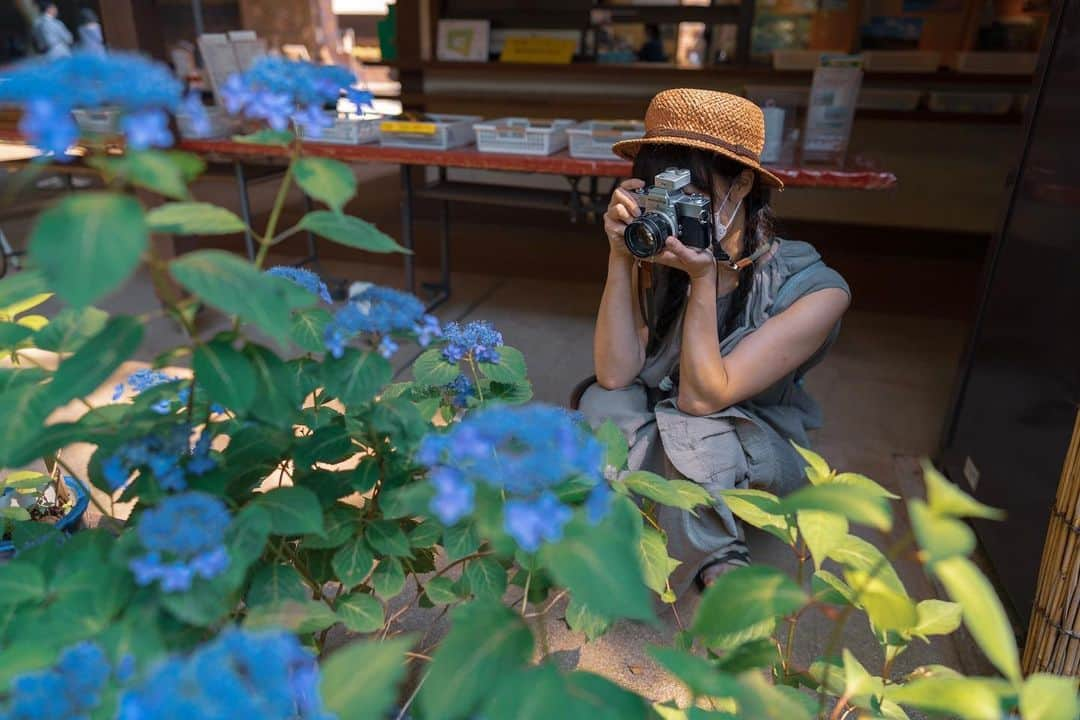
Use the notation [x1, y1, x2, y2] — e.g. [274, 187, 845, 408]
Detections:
[603, 178, 645, 261]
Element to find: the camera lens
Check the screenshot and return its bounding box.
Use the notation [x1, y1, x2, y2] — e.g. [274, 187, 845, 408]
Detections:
[624, 213, 672, 259]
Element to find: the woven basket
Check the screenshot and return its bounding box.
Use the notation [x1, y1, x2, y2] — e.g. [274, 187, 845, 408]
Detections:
[1023, 409, 1080, 675]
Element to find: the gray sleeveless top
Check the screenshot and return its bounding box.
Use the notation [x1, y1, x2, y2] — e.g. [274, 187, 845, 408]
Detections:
[642, 239, 849, 485]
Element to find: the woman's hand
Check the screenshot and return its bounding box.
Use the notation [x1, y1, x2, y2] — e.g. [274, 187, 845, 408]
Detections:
[603, 178, 645, 261]
[650, 236, 717, 281]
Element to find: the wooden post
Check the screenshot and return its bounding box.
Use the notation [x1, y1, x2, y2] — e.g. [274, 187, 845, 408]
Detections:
[1023, 409, 1080, 675]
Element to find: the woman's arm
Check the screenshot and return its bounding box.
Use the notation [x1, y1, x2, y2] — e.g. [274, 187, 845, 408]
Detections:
[677, 267, 849, 415]
[593, 180, 648, 389]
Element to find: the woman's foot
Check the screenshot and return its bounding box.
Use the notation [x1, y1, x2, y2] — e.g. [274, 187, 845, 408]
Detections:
[694, 547, 750, 591]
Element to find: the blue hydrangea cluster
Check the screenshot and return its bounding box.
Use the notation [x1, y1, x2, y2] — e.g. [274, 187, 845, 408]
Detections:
[0, 51, 182, 156]
[324, 283, 441, 359]
[220, 56, 371, 137]
[441, 321, 503, 364]
[2, 642, 110, 720]
[266, 265, 332, 304]
[102, 426, 215, 493]
[117, 628, 332, 720]
[446, 374, 476, 409]
[112, 368, 185, 415]
[129, 491, 231, 593]
[417, 404, 610, 551]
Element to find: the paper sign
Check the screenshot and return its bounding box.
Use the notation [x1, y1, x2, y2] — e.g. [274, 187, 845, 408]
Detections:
[500, 36, 577, 64]
[802, 55, 863, 164]
[380, 121, 438, 135]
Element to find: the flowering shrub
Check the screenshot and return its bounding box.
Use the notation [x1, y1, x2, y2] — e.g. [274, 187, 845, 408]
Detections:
[0, 50, 1076, 720]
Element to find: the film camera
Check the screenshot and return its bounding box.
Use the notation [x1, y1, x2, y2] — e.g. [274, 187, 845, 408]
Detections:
[623, 168, 712, 259]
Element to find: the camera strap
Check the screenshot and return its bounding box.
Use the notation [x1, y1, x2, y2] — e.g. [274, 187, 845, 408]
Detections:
[636, 260, 658, 343]
[717, 240, 773, 273]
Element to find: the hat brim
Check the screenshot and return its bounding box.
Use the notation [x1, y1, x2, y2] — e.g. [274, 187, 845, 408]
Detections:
[611, 135, 785, 190]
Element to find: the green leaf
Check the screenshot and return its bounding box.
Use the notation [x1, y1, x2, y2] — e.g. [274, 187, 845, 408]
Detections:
[842, 649, 883, 706]
[540, 498, 654, 622]
[31, 307, 108, 353]
[29, 192, 147, 307]
[371, 557, 406, 599]
[485, 379, 533, 405]
[597, 420, 628, 471]
[797, 509, 848, 569]
[365, 520, 412, 558]
[247, 563, 310, 607]
[171, 250, 316, 342]
[444, 522, 480, 562]
[886, 677, 1004, 720]
[253, 486, 325, 537]
[295, 423, 354, 472]
[298, 211, 408, 254]
[0, 270, 50, 314]
[89, 150, 195, 199]
[844, 569, 918, 633]
[290, 307, 333, 353]
[244, 600, 339, 634]
[923, 461, 1004, 520]
[908, 599, 963, 640]
[409, 521, 442, 549]
[477, 346, 528, 385]
[322, 349, 392, 407]
[623, 471, 712, 513]
[0, 562, 46, 605]
[420, 601, 533, 720]
[320, 636, 412, 720]
[933, 556, 1021, 683]
[293, 157, 357, 213]
[47, 315, 143, 408]
[424, 576, 460, 605]
[830, 472, 899, 499]
[300, 502, 357, 548]
[639, 526, 680, 597]
[336, 592, 384, 633]
[714, 638, 781, 674]
[778, 483, 892, 532]
[462, 556, 507, 601]
[245, 345, 304, 427]
[827, 535, 908, 597]
[1019, 673, 1080, 720]
[909, 499, 976, 566]
[193, 339, 256, 413]
[650, 647, 730, 697]
[791, 441, 832, 484]
[692, 565, 807, 645]
[565, 599, 612, 641]
[412, 347, 460, 386]
[0, 322, 32, 348]
[718, 489, 796, 545]
[147, 202, 246, 235]
[486, 665, 649, 720]
[333, 537, 376, 588]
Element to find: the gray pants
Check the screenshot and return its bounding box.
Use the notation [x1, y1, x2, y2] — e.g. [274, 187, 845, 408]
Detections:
[579, 381, 803, 594]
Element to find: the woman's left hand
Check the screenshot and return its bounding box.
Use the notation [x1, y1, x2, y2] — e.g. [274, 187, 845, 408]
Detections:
[649, 236, 717, 280]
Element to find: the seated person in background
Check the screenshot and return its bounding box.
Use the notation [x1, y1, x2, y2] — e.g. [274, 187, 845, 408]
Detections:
[32, 1, 72, 60]
[638, 24, 667, 62]
[578, 89, 850, 595]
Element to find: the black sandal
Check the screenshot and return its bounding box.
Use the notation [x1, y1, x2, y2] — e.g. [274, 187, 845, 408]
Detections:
[694, 548, 751, 592]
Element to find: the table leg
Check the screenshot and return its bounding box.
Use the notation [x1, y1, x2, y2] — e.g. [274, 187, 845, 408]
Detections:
[425, 166, 452, 311]
[400, 164, 415, 295]
[567, 176, 583, 223]
[234, 162, 256, 261]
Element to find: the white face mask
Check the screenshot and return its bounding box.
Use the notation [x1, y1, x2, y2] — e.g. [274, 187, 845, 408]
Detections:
[712, 184, 743, 244]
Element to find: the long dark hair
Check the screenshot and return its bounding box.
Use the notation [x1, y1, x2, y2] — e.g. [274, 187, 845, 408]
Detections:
[631, 144, 776, 354]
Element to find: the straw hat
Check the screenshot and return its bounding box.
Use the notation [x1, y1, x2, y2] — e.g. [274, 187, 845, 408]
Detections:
[612, 88, 784, 189]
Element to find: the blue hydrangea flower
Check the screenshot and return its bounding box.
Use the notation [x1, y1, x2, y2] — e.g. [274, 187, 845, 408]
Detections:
[0, 51, 182, 157]
[266, 266, 332, 304]
[130, 492, 231, 593]
[220, 57, 361, 137]
[323, 283, 440, 359]
[179, 91, 211, 136]
[418, 404, 608, 550]
[4, 642, 110, 720]
[446, 374, 475, 409]
[122, 109, 173, 150]
[117, 628, 333, 720]
[112, 368, 182, 402]
[103, 424, 215, 493]
[441, 321, 503, 364]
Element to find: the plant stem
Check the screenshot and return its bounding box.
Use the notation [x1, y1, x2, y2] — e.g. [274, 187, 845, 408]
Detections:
[466, 354, 485, 404]
[431, 550, 493, 580]
[520, 571, 531, 615]
[829, 692, 852, 720]
[253, 144, 299, 271]
[784, 540, 808, 674]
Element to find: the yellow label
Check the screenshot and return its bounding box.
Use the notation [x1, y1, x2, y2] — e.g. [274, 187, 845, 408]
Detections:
[380, 121, 438, 135]
[500, 37, 576, 64]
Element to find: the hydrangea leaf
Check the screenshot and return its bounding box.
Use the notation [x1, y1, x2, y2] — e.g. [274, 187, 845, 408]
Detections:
[424, 576, 460, 605]
[294, 421, 354, 472]
[691, 566, 807, 645]
[371, 556, 406, 599]
[485, 379, 533, 405]
[461, 556, 507, 601]
[409, 521, 442, 549]
[485, 664, 649, 720]
[443, 522, 481, 562]
[597, 420, 629, 472]
[932, 555, 1021, 683]
[623, 471, 712, 513]
[413, 347, 461, 386]
[289, 307, 333, 353]
[293, 157, 356, 213]
[298, 210, 408, 254]
[31, 306, 109, 353]
[477, 346, 528, 385]
[364, 520, 412, 558]
[147, 202, 246, 235]
[717, 489, 796, 545]
[171, 250, 316, 342]
[322, 348, 392, 407]
[29, 192, 147, 307]
[244, 344, 305, 428]
[193, 338, 256, 414]
[336, 591, 384, 633]
[89, 150, 194, 200]
[777, 483, 892, 532]
[0, 269, 50, 313]
[47, 315, 143, 408]
[246, 563, 310, 607]
[639, 526, 680, 597]
[320, 636, 413, 720]
[420, 601, 533, 720]
[0, 562, 46, 606]
[252, 486, 325, 537]
[243, 600, 338, 634]
[333, 537, 376, 589]
[565, 599, 612, 642]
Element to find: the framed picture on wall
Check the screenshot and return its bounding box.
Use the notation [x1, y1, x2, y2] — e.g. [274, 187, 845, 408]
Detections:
[436, 20, 491, 62]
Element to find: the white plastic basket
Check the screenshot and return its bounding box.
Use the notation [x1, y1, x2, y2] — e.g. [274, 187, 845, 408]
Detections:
[379, 114, 479, 150]
[297, 113, 381, 145]
[474, 118, 576, 156]
[72, 107, 121, 135]
[928, 91, 1013, 115]
[567, 120, 644, 160]
[176, 106, 236, 140]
